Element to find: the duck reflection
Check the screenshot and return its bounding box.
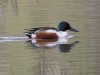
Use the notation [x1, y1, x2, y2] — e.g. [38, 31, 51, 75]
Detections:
[26, 37, 79, 53]
[59, 41, 79, 52]
[26, 38, 58, 49]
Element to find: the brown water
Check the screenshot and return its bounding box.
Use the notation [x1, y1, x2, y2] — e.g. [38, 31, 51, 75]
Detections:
[0, 0, 100, 75]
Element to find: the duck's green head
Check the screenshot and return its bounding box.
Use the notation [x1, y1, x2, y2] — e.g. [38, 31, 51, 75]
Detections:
[58, 21, 79, 32]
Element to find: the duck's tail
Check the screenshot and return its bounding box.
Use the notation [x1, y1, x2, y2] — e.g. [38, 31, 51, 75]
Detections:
[24, 32, 32, 38]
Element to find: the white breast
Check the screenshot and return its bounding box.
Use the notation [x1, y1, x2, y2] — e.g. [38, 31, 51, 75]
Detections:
[56, 31, 68, 38]
[46, 30, 68, 38]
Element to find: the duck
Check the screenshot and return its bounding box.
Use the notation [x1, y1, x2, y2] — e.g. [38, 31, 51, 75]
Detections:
[24, 21, 79, 39]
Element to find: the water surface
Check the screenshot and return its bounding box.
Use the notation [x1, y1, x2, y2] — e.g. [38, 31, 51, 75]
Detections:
[0, 0, 100, 75]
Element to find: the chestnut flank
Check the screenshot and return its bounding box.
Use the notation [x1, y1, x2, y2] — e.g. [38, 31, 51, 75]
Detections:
[36, 31, 58, 39]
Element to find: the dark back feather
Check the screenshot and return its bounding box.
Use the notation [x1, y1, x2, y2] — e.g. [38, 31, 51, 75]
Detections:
[24, 27, 58, 33]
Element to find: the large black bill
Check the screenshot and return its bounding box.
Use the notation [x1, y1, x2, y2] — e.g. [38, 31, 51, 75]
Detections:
[69, 27, 79, 32]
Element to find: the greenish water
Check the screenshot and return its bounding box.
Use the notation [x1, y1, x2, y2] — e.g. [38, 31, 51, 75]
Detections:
[0, 0, 100, 75]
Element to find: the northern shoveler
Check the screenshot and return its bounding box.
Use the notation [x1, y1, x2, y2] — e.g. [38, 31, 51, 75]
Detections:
[24, 21, 79, 39]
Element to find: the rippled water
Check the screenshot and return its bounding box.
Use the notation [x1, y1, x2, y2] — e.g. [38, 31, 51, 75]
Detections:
[0, 0, 100, 75]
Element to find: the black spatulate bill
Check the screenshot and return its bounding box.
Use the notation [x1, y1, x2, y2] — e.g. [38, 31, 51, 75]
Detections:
[69, 27, 79, 32]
